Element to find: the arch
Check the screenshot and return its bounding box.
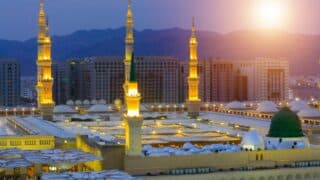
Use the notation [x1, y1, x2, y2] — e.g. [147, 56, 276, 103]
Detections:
[295, 174, 302, 180]
[304, 173, 311, 180]
[268, 176, 275, 180]
[313, 173, 320, 180]
[286, 175, 293, 180]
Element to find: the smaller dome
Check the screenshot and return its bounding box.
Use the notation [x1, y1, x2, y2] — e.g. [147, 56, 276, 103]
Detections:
[75, 100, 82, 106]
[66, 100, 74, 106]
[87, 104, 108, 113]
[83, 100, 90, 105]
[268, 107, 304, 138]
[53, 105, 75, 114]
[225, 101, 246, 110]
[241, 131, 265, 150]
[256, 101, 278, 113]
[298, 108, 320, 118]
[289, 100, 309, 112]
[91, 99, 98, 105]
[98, 99, 106, 105]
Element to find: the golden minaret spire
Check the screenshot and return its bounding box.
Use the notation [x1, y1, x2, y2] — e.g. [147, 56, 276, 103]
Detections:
[187, 17, 201, 118]
[125, 0, 134, 82]
[36, 0, 55, 120]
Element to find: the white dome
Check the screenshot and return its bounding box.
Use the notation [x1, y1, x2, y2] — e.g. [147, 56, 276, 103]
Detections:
[53, 105, 76, 114]
[87, 104, 108, 113]
[91, 99, 98, 105]
[83, 99, 90, 105]
[289, 100, 309, 112]
[225, 101, 246, 110]
[71, 114, 99, 120]
[66, 100, 74, 106]
[98, 99, 106, 105]
[241, 131, 265, 150]
[298, 108, 320, 118]
[256, 101, 278, 113]
[75, 100, 82, 106]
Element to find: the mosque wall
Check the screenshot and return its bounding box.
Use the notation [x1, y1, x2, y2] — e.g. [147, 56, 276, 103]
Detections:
[125, 148, 320, 176]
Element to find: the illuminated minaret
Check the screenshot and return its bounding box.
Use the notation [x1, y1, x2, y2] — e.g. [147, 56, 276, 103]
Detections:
[123, 0, 134, 95]
[124, 53, 143, 156]
[36, 0, 55, 120]
[187, 18, 201, 118]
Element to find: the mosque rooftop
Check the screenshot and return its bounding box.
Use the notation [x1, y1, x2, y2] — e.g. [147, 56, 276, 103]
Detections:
[0, 148, 101, 168]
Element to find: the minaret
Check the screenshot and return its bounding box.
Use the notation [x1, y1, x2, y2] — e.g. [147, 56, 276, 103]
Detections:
[36, 0, 55, 120]
[187, 18, 201, 118]
[123, 0, 134, 96]
[124, 53, 143, 156]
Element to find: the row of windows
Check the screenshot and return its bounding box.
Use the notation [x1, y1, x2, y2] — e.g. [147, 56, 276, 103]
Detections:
[0, 139, 52, 146]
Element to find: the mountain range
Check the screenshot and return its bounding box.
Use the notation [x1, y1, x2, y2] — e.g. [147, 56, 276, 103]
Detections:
[0, 27, 319, 76]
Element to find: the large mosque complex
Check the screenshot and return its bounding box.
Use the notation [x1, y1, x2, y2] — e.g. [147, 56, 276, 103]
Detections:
[1, 0, 320, 179]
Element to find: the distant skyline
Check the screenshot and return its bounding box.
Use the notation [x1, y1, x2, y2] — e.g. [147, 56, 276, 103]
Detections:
[1, 0, 320, 40]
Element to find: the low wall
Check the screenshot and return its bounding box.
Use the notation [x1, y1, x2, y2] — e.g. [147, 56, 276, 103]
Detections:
[140, 166, 320, 180]
[125, 148, 320, 175]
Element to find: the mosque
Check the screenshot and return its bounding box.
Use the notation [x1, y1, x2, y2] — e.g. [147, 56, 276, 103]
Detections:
[1, 0, 320, 179]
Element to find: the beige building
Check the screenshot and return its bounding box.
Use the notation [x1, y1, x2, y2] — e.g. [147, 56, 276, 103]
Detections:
[198, 58, 289, 102]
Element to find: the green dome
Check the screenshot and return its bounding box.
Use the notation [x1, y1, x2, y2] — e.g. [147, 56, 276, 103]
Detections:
[267, 107, 304, 138]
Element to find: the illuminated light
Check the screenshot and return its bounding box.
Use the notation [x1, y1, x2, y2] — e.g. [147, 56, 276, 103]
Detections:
[64, 140, 68, 144]
[127, 110, 139, 117]
[220, 122, 225, 125]
[156, 121, 162, 127]
[151, 130, 156, 135]
[253, 0, 286, 29]
[295, 97, 300, 101]
[177, 129, 183, 135]
[121, 122, 125, 127]
[235, 125, 239, 128]
[128, 88, 138, 96]
[191, 123, 197, 128]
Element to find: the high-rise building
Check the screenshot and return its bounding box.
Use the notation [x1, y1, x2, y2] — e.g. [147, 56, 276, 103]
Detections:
[36, 1, 54, 119]
[53, 59, 93, 105]
[0, 60, 21, 107]
[20, 76, 37, 101]
[199, 58, 289, 102]
[53, 56, 182, 104]
[199, 59, 235, 102]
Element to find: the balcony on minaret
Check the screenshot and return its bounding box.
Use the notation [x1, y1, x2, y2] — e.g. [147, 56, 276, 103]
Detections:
[126, 83, 141, 118]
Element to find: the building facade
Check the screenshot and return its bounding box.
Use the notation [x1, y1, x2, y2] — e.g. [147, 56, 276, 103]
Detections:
[53, 57, 288, 105]
[53, 56, 183, 104]
[0, 60, 21, 107]
[199, 58, 289, 102]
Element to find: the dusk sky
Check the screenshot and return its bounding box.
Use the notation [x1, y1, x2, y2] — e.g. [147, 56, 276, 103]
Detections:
[1, 0, 320, 40]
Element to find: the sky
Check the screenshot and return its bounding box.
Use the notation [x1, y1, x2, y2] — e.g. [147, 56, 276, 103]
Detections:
[0, 0, 320, 40]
